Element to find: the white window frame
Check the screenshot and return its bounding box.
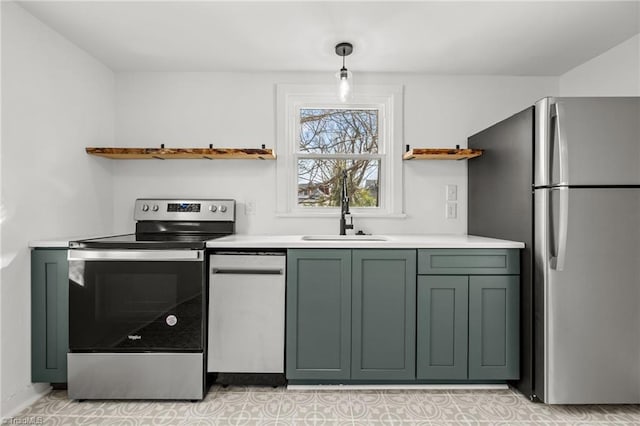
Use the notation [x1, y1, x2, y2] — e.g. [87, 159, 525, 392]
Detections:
[276, 84, 404, 217]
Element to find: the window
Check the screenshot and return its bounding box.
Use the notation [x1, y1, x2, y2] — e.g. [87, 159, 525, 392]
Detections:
[276, 85, 403, 217]
[298, 108, 380, 208]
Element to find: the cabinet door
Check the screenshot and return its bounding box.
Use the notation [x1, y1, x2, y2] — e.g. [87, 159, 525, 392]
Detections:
[417, 276, 468, 380]
[468, 275, 520, 380]
[31, 249, 69, 383]
[351, 250, 416, 380]
[286, 250, 351, 380]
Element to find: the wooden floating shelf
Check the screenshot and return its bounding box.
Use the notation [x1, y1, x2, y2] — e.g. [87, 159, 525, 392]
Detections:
[86, 147, 276, 160]
[403, 148, 483, 161]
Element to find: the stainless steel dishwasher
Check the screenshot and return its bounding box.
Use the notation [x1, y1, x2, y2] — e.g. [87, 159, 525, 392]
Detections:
[208, 252, 286, 373]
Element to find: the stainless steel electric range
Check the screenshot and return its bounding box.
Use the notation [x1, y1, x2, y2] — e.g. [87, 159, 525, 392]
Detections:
[67, 198, 235, 400]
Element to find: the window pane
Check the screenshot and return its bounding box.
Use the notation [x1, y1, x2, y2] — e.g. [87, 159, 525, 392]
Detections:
[299, 109, 378, 154]
[297, 159, 380, 208]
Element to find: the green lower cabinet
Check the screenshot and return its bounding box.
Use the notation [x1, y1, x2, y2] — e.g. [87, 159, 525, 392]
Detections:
[351, 250, 416, 380]
[416, 276, 468, 380]
[31, 248, 69, 383]
[468, 275, 520, 380]
[286, 249, 352, 380]
[286, 249, 416, 382]
[286, 248, 520, 383]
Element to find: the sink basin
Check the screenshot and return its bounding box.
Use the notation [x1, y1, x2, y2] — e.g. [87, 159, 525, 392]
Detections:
[302, 235, 388, 242]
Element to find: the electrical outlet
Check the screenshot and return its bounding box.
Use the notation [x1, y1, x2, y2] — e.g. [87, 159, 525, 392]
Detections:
[446, 184, 458, 201]
[446, 202, 457, 219]
[245, 200, 256, 216]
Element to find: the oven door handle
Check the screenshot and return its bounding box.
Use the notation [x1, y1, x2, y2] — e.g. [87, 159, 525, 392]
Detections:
[68, 249, 204, 261]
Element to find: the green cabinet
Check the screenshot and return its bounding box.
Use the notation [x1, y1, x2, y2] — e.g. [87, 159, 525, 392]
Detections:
[352, 250, 416, 380]
[286, 250, 352, 380]
[286, 247, 519, 383]
[31, 248, 68, 383]
[286, 249, 416, 382]
[416, 276, 468, 380]
[416, 249, 520, 382]
[468, 275, 519, 380]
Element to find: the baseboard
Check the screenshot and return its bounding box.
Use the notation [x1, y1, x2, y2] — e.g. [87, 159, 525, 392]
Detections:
[287, 384, 509, 391]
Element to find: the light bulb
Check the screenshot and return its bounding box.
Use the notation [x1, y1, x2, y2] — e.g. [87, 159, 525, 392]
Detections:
[336, 68, 352, 102]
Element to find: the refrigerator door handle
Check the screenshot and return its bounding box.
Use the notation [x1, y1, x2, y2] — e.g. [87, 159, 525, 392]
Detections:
[551, 102, 569, 186]
[550, 187, 569, 271]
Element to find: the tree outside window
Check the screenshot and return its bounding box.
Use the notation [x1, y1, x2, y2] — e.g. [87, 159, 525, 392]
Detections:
[297, 109, 381, 208]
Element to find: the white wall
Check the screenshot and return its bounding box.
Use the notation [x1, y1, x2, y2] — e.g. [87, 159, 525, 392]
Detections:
[560, 34, 640, 96]
[112, 72, 556, 235]
[0, 2, 115, 418]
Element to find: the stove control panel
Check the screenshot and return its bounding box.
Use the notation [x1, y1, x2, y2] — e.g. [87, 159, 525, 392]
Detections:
[134, 199, 235, 222]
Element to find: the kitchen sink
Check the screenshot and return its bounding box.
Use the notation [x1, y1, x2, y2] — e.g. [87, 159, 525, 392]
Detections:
[301, 235, 388, 242]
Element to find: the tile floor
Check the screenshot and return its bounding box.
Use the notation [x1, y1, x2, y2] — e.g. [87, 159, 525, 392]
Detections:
[8, 385, 640, 425]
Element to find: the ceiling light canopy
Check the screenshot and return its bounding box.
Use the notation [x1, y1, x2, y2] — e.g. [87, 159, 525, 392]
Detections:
[335, 42, 353, 103]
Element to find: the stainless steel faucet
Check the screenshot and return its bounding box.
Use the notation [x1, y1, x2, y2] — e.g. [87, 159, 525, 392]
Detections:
[340, 170, 354, 235]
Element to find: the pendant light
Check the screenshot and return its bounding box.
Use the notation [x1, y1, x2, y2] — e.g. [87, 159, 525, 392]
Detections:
[335, 42, 353, 102]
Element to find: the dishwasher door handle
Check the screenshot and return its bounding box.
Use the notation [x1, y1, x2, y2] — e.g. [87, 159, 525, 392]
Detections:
[211, 268, 284, 275]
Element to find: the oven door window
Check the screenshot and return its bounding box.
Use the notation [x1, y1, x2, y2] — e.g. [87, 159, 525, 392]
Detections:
[69, 260, 204, 351]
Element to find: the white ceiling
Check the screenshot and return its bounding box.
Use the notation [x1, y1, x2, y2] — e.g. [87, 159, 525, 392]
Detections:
[16, 1, 640, 75]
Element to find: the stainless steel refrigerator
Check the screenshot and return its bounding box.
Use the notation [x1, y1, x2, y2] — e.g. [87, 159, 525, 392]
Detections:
[468, 97, 640, 404]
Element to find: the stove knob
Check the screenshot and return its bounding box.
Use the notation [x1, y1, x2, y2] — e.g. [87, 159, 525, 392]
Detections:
[219, 205, 227, 213]
[142, 204, 149, 212]
[152, 204, 159, 212]
[209, 205, 217, 213]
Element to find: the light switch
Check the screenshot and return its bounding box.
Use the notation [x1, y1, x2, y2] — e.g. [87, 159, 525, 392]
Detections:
[446, 184, 458, 201]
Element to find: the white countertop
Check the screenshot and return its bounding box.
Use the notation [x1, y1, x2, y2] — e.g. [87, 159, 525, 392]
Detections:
[30, 234, 524, 249]
[29, 233, 136, 248]
[29, 235, 105, 248]
[206, 234, 524, 249]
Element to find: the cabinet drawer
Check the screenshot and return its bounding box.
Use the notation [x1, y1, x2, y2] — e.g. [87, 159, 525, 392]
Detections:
[418, 249, 519, 275]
